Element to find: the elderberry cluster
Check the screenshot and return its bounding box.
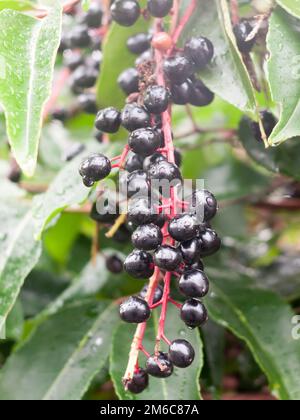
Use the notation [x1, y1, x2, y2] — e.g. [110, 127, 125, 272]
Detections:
[55, 3, 104, 127]
[78, 0, 221, 394]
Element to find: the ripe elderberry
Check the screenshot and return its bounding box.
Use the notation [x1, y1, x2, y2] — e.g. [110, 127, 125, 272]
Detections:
[127, 198, 158, 226]
[164, 55, 194, 85]
[143, 85, 170, 114]
[188, 78, 215, 107]
[78, 93, 97, 114]
[124, 249, 154, 279]
[132, 224, 163, 251]
[106, 255, 123, 274]
[79, 154, 111, 187]
[251, 110, 277, 142]
[169, 339, 195, 368]
[184, 37, 214, 70]
[233, 20, 256, 54]
[82, 3, 103, 28]
[148, 159, 182, 185]
[181, 298, 208, 328]
[111, 0, 141, 27]
[127, 33, 151, 55]
[126, 369, 149, 394]
[120, 296, 151, 323]
[180, 238, 202, 265]
[140, 284, 163, 304]
[190, 189, 218, 222]
[125, 153, 144, 172]
[146, 352, 174, 378]
[154, 245, 183, 272]
[118, 68, 139, 95]
[121, 103, 151, 132]
[178, 269, 209, 298]
[127, 170, 150, 198]
[129, 128, 161, 157]
[168, 214, 198, 242]
[198, 228, 221, 257]
[69, 25, 91, 48]
[95, 107, 121, 133]
[147, 0, 173, 18]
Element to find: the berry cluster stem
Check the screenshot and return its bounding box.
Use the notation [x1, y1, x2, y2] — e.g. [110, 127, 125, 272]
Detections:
[171, 0, 198, 46]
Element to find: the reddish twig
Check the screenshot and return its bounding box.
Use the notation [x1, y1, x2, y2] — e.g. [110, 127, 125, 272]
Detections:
[171, 0, 197, 46]
[43, 68, 71, 121]
[35, 0, 81, 18]
[230, 0, 240, 26]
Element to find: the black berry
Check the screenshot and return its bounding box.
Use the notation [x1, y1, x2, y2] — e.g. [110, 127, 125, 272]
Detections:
[171, 81, 191, 105]
[180, 238, 201, 265]
[125, 153, 144, 172]
[90, 200, 119, 224]
[132, 224, 163, 251]
[78, 93, 98, 114]
[127, 170, 150, 198]
[127, 198, 158, 226]
[129, 128, 161, 157]
[190, 189, 218, 222]
[118, 68, 139, 95]
[144, 85, 170, 114]
[126, 368, 149, 394]
[198, 228, 221, 257]
[148, 159, 182, 185]
[169, 339, 195, 368]
[127, 33, 151, 54]
[164, 55, 194, 85]
[71, 65, 98, 89]
[95, 107, 121, 133]
[181, 298, 208, 328]
[63, 50, 84, 71]
[188, 78, 215, 107]
[69, 25, 91, 48]
[143, 153, 166, 172]
[233, 20, 256, 53]
[251, 110, 277, 142]
[79, 154, 111, 187]
[124, 249, 154, 279]
[82, 3, 103, 28]
[184, 37, 214, 70]
[154, 245, 183, 271]
[106, 255, 123, 274]
[146, 352, 173, 378]
[135, 50, 152, 66]
[147, 0, 173, 18]
[120, 296, 151, 323]
[179, 269, 209, 298]
[140, 284, 163, 304]
[121, 103, 151, 132]
[111, 0, 141, 27]
[168, 214, 198, 242]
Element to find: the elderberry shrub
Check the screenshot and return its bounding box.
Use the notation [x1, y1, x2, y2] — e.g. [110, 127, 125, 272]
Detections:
[74, 4, 222, 393]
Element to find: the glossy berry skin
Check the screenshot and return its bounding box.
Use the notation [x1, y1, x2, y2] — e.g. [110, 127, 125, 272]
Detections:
[71, 65, 98, 89]
[198, 229, 221, 257]
[121, 103, 151, 132]
[82, 3, 103, 28]
[168, 214, 198, 242]
[154, 245, 183, 272]
[233, 20, 256, 53]
[181, 298, 208, 328]
[127, 198, 158, 226]
[184, 37, 214, 70]
[129, 128, 161, 157]
[127, 170, 150, 198]
[79, 154, 111, 187]
[118, 68, 139, 95]
[190, 189, 218, 223]
[171, 81, 191, 105]
[143, 153, 166, 172]
[111, 0, 141, 27]
[147, 0, 173, 18]
[140, 283, 163, 304]
[189, 260, 205, 271]
[135, 50, 152, 66]
[127, 33, 151, 54]
[144, 85, 170, 114]
[69, 25, 91, 48]
[95, 107, 121, 133]
[125, 153, 144, 172]
[188, 79, 215, 107]
[106, 255, 123, 274]
[124, 249, 154, 279]
[146, 352, 174, 378]
[120, 296, 151, 323]
[251, 111, 277, 142]
[179, 269, 209, 298]
[127, 369, 149, 394]
[164, 55, 194, 85]
[132, 224, 163, 251]
[148, 160, 182, 188]
[78, 93, 97, 114]
[180, 238, 201, 265]
[169, 339, 195, 368]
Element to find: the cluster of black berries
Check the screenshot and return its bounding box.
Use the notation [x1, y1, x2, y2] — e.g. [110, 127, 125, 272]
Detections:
[55, 3, 104, 126]
[78, 0, 221, 394]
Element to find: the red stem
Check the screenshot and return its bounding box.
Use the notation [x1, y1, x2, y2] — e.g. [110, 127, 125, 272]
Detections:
[43, 68, 71, 121]
[171, 0, 197, 47]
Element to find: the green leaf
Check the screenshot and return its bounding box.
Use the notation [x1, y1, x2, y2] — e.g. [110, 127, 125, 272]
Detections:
[267, 7, 300, 145]
[276, 0, 300, 18]
[0, 0, 36, 11]
[5, 300, 24, 341]
[206, 269, 300, 400]
[81, 0, 90, 12]
[239, 116, 300, 180]
[0, 300, 120, 400]
[0, 202, 41, 333]
[180, 0, 257, 116]
[96, 0, 149, 112]
[0, 1, 62, 176]
[110, 306, 203, 400]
